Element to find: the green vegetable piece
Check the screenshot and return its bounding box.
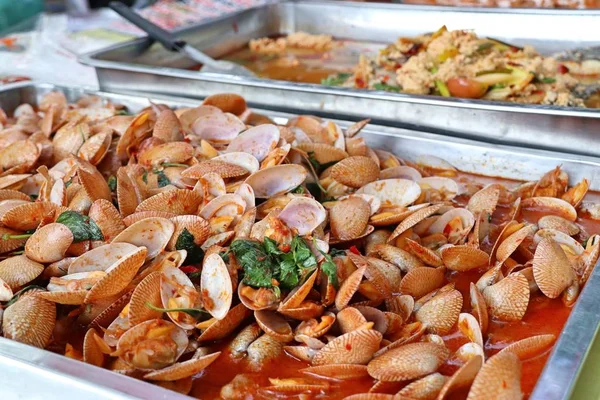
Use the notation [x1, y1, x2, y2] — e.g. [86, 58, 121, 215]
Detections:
[435, 80, 451, 97]
[154, 170, 171, 188]
[291, 185, 305, 194]
[56, 211, 104, 242]
[320, 252, 339, 289]
[175, 228, 205, 264]
[372, 82, 401, 93]
[107, 176, 117, 192]
[230, 239, 274, 288]
[321, 72, 352, 86]
[142, 171, 148, 184]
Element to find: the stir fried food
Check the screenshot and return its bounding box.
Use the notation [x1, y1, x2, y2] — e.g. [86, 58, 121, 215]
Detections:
[0, 91, 599, 399]
[324, 26, 599, 107]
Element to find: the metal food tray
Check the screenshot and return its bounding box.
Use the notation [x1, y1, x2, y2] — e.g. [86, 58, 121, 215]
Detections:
[1, 81, 600, 400]
[80, 0, 600, 158]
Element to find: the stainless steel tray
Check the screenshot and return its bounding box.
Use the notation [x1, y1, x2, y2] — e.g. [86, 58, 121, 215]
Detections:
[1, 81, 600, 400]
[80, 0, 600, 158]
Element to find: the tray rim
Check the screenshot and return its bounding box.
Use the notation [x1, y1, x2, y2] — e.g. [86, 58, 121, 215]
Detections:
[79, 0, 600, 119]
[0, 81, 599, 400]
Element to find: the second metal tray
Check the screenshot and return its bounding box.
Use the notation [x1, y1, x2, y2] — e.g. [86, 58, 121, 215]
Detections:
[1, 82, 600, 400]
[80, 1, 600, 158]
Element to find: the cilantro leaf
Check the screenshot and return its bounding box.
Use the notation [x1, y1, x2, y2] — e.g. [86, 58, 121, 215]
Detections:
[142, 171, 148, 184]
[291, 185, 305, 194]
[291, 236, 317, 270]
[175, 228, 205, 264]
[56, 211, 104, 242]
[230, 239, 274, 288]
[329, 248, 347, 258]
[263, 237, 283, 256]
[278, 254, 299, 289]
[320, 253, 339, 289]
[154, 169, 171, 188]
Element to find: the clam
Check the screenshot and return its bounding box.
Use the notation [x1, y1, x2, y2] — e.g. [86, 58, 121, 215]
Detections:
[153, 109, 184, 143]
[428, 208, 475, 244]
[521, 197, 577, 221]
[387, 204, 443, 242]
[357, 179, 421, 207]
[68, 242, 139, 274]
[3, 291, 56, 349]
[379, 166, 422, 181]
[533, 238, 577, 299]
[255, 310, 293, 342]
[201, 254, 233, 320]
[330, 197, 370, 241]
[160, 266, 202, 330]
[25, 223, 74, 263]
[467, 184, 500, 215]
[396, 373, 447, 399]
[144, 352, 221, 381]
[115, 319, 188, 370]
[226, 124, 280, 162]
[399, 266, 445, 299]
[498, 334, 556, 361]
[330, 156, 379, 188]
[112, 217, 174, 259]
[483, 274, 530, 321]
[190, 112, 245, 143]
[312, 328, 382, 366]
[245, 164, 307, 198]
[0, 255, 44, 290]
[418, 177, 459, 201]
[415, 289, 462, 335]
[203, 93, 247, 116]
[467, 351, 522, 399]
[367, 342, 449, 382]
[440, 245, 489, 271]
[438, 355, 482, 400]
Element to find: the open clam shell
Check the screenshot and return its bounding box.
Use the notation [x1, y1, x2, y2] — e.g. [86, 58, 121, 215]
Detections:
[428, 208, 475, 244]
[112, 217, 175, 259]
[0, 255, 44, 290]
[533, 238, 576, 299]
[277, 197, 326, 236]
[441, 245, 489, 271]
[357, 179, 421, 207]
[399, 267, 446, 299]
[482, 273, 530, 321]
[198, 303, 250, 342]
[415, 289, 462, 335]
[255, 310, 294, 342]
[226, 124, 280, 162]
[367, 342, 449, 382]
[245, 164, 307, 199]
[521, 197, 577, 222]
[115, 319, 188, 371]
[160, 266, 203, 330]
[213, 152, 260, 174]
[201, 253, 233, 320]
[128, 271, 163, 326]
[144, 352, 221, 381]
[68, 242, 139, 274]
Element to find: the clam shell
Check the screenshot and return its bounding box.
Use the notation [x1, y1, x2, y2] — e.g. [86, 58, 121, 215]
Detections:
[533, 228, 584, 256]
[115, 319, 188, 370]
[437, 355, 482, 399]
[191, 113, 245, 143]
[458, 313, 484, 348]
[203, 93, 247, 115]
[116, 167, 141, 218]
[138, 142, 193, 167]
[201, 253, 233, 320]
[495, 224, 534, 264]
[123, 211, 177, 227]
[3, 291, 56, 349]
[88, 199, 125, 242]
[25, 223, 74, 263]
[296, 142, 349, 164]
[399, 267, 446, 299]
[226, 124, 280, 162]
[367, 342, 449, 382]
[418, 177, 459, 201]
[112, 217, 174, 259]
[312, 328, 382, 366]
[533, 238, 575, 299]
[294, 311, 336, 338]
[357, 179, 421, 207]
[153, 109, 184, 142]
[77, 160, 112, 202]
[330, 156, 379, 189]
[375, 244, 424, 273]
[467, 184, 500, 215]
[405, 238, 443, 267]
[255, 310, 294, 342]
[428, 208, 475, 244]
[182, 160, 249, 180]
[466, 352, 522, 400]
[85, 246, 147, 302]
[337, 307, 368, 334]
[440, 245, 489, 271]
[366, 257, 403, 293]
[199, 193, 246, 220]
[482, 273, 530, 321]
[0, 255, 44, 290]
[301, 364, 369, 380]
[83, 328, 106, 367]
[279, 270, 319, 311]
[1, 201, 58, 231]
[497, 334, 556, 361]
[213, 152, 260, 174]
[415, 289, 462, 335]
[470, 282, 489, 335]
[68, 242, 139, 274]
[0, 189, 30, 202]
[245, 164, 307, 199]
[247, 334, 284, 371]
[128, 271, 163, 326]
[198, 303, 250, 342]
[388, 204, 443, 242]
[521, 196, 577, 221]
[385, 295, 414, 321]
[144, 352, 221, 381]
[396, 372, 447, 399]
[379, 166, 422, 181]
[136, 189, 202, 215]
[538, 215, 580, 236]
[330, 197, 370, 241]
[160, 266, 202, 330]
[167, 215, 211, 250]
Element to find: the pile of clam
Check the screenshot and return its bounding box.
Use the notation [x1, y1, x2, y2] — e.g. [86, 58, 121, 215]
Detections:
[0, 90, 597, 399]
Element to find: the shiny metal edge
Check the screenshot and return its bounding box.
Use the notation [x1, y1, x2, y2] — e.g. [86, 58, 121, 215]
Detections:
[1, 81, 600, 399]
[0, 337, 191, 400]
[78, 0, 600, 158]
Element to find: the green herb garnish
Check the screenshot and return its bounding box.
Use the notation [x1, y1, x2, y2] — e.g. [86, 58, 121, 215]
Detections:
[175, 228, 205, 264]
[307, 151, 338, 175]
[56, 211, 104, 242]
[291, 185, 305, 194]
[142, 171, 148, 184]
[321, 72, 352, 87]
[319, 251, 339, 289]
[434, 80, 450, 97]
[373, 82, 401, 93]
[29, 194, 38, 201]
[155, 170, 171, 188]
[107, 176, 117, 192]
[115, 109, 129, 116]
[489, 83, 507, 90]
[161, 163, 189, 168]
